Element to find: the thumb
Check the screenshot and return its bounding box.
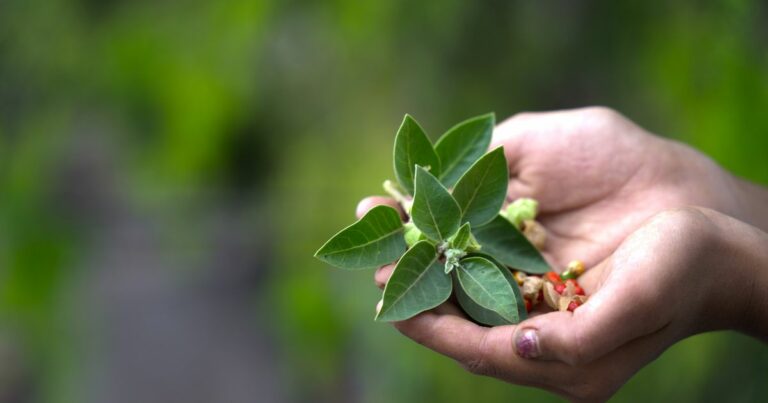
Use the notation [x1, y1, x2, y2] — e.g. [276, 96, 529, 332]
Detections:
[511, 261, 668, 366]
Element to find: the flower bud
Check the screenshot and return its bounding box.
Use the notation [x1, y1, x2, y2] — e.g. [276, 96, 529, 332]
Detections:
[502, 198, 539, 229]
[403, 222, 422, 247]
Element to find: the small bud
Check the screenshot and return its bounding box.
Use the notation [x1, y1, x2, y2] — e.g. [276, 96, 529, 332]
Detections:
[403, 222, 422, 247]
[561, 260, 585, 279]
[513, 271, 527, 285]
[503, 198, 539, 229]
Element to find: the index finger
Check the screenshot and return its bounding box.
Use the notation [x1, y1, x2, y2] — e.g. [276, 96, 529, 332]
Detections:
[356, 196, 406, 220]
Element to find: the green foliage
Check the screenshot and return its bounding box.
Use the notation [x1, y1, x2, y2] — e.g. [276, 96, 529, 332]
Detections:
[315, 205, 407, 269]
[316, 114, 548, 324]
[474, 215, 550, 274]
[452, 147, 509, 227]
[393, 115, 441, 195]
[376, 241, 452, 322]
[412, 166, 461, 241]
[455, 257, 521, 323]
[435, 114, 495, 187]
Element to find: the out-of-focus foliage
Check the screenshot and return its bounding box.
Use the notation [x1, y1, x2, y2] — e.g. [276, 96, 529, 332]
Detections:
[0, 1, 766, 402]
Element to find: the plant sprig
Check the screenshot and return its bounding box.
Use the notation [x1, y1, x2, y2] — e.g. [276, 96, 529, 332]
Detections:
[315, 113, 550, 325]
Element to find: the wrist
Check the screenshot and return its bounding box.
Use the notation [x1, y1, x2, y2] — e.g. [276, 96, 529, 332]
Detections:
[734, 177, 768, 233]
[701, 209, 768, 339]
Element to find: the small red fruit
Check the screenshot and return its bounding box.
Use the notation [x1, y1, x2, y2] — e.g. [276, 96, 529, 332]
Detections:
[525, 299, 532, 312]
[554, 283, 566, 294]
[567, 300, 580, 312]
[545, 271, 562, 284]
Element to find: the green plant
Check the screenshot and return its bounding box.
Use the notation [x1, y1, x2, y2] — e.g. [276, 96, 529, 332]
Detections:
[315, 114, 550, 325]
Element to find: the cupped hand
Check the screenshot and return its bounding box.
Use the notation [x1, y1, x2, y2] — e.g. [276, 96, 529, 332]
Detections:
[357, 107, 768, 400]
[488, 106, 747, 269]
[367, 206, 768, 401]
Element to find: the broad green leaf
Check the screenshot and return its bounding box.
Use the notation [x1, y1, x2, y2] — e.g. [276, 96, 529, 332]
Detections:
[452, 147, 508, 227]
[315, 205, 406, 270]
[435, 113, 495, 187]
[455, 256, 519, 323]
[453, 259, 526, 326]
[376, 241, 452, 321]
[393, 115, 441, 194]
[411, 166, 461, 241]
[473, 215, 550, 273]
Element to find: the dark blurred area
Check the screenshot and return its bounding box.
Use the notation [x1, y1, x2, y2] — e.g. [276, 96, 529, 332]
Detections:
[1, 1, 766, 402]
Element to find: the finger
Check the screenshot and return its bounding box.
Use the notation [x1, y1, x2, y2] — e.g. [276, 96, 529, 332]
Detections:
[491, 113, 545, 202]
[490, 112, 541, 172]
[511, 258, 668, 366]
[393, 312, 562, 386]
[356, 196, 405, 220]
[374, 264, 395, 289]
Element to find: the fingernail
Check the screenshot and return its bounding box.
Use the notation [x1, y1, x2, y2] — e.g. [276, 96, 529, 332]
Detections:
[515, 328, 541, 359]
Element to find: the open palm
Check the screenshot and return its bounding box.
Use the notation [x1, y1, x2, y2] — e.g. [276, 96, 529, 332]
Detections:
[491, 106, 741, 271]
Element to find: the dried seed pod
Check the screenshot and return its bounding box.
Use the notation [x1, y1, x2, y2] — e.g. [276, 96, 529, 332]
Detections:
[522, 219, 547, 250]
[543, 282, 560, 310]
[564, 279, 576, 297]
[522, 276, 544, 301]
[559, 295, 588, 312]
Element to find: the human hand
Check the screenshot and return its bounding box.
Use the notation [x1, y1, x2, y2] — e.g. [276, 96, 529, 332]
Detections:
[360, 107, 756, 269]
[369, 207, 768, 401]
[357, 107, 768, 400]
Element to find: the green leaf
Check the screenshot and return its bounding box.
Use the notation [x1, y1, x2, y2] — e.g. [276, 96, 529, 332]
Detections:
[376, 241, 452, 321]
[452, 147, 508, 227]
[453, 258, 526, 326]
[473, 215, 550, 274]
[448, 222, 472, 250]
[455, 256, 519, 323]
[435, 113, 495, 187]
[411, 166, 461, 241]
[393, 115, 441, 195]
[315, 205, 406, 270]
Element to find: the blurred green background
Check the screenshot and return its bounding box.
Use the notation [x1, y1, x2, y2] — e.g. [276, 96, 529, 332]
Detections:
[1, 1, 767, 402]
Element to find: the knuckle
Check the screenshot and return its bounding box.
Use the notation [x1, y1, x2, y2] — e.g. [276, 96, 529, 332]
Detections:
[585, 105, 621, 122]
[509, 111, 534, 121]
[561, 331, 591, 366]
[462, 357, 491, 376]
[649, 207, 715, 245]
[461, 333, 497, 377]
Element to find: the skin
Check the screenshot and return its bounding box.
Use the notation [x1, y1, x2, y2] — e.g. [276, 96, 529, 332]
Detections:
[357, 107, 768, 401]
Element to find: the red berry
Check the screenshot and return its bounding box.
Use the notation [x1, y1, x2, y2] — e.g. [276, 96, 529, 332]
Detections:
[525, 299, 532, 312]
[575, 286, 585, 296]
[545, 272, 562, 284]
[554, 283, 566, 294]
[567, 301, 580, 312]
